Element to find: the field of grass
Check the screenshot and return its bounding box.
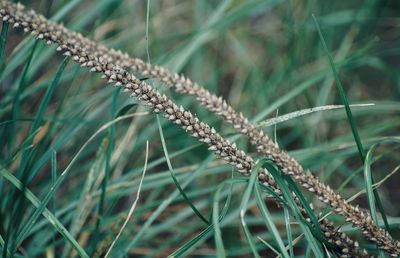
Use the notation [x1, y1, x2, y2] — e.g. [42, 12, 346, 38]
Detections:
[0, 0, 400, 257]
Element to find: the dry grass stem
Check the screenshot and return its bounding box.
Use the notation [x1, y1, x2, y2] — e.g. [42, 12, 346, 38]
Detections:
[104, 141, 149, 258]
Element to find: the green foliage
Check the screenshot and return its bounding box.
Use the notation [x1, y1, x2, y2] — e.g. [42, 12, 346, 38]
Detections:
[1, 0, 400, 257]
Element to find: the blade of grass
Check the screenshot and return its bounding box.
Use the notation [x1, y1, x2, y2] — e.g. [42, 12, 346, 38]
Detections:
[65, 137, 108, 258]
[265, 163, 325, 257]
[312, 14, 365, 161]
[169, 178, 242, 257]
[312, 17, 392, 252]
[30, 57, 70, 133]
[258, 104, 374, 127]
[157, 115, 210, 225]
[0, 22, 8, 73]
[124, 154, 214, 253]
[254, 181, 290, 258]
[15, 151, 58, 246]
[0, 167, 88, 258]
[147, 6, 207, 226]
[50, 149, 57, 251]
[92, 87, 120, 252]
[212, 174, 236, 258]
[364, 144, 386, 257]
[238, 161, 268, 258]
[4, 41, 41, 257]
[283, 175, 322, 235]
[364, 145, 380, 225]
[0, 235, 11, 258]
[284, 208, 294, 258]
[104, 141, 149, 258]
[257, 236, 280, 256]
[364, 143, 391, 233]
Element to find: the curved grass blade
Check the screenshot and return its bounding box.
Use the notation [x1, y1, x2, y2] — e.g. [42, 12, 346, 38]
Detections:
[364, 144, 386, 257]
[104, 141, 149, 258]
[238, 161, 268, 258]
[212, 174, 238, 257]
[124, 154, 214, 253]
[169, 178, 244, 257]
[364, 144, 391, 233]
[312, 14, 365, 162]
[265, 163, 325, 257]
[254, 182, 290, 258]
[364, 145, 380, 224]
[283, 175, 322, 236]
[157, 115, 210, 225]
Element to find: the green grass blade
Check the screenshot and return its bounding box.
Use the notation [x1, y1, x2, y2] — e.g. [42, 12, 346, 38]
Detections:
[0, 22, 8, 73]
[125, 155, 214, 252]
[169, 178, 242, 258]
[50, 149, 57, 249]
[283, 175, 322, 235]
[312, 14, 365, 162]
[284, 208, 294, 258]
[92, 87, 120, 252]
[30, 57, 69, 133]
[364, 144, 380, 225]
[254, 182, 290, 258]
[364, 144, 385, 258]
[51, 0, 82, 22]
[238, 161, 267, 258]
[157, 115, 210, 225]
[257, 236, 280, 256]
[15, 150, 58, 245]
[212, 176, 238, 258]
[265, 163, 325, 257]
[314, 13, 394, 248]
[0, 234, 11, 258]
[9, 42, 38, 160]
[364, 144, 391, 233]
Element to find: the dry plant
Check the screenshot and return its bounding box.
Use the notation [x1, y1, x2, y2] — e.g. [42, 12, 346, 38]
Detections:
[1, 1, 398, 257]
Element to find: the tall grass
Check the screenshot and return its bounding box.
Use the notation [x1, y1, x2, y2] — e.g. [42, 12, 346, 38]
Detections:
[1, 0, 399, 257]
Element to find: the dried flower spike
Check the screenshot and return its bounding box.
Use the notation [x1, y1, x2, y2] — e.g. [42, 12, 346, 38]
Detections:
[94, 11, 400, 258]
[0, 1, 383, 256]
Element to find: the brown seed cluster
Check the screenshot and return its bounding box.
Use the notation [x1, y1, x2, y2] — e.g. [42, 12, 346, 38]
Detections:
[0, 0, 395, 256]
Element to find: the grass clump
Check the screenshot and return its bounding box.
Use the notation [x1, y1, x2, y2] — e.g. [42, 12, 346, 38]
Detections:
[1, 0, 400, 257]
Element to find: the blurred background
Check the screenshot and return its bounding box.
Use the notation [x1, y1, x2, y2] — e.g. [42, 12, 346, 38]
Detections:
[0, 0, 400, 257]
